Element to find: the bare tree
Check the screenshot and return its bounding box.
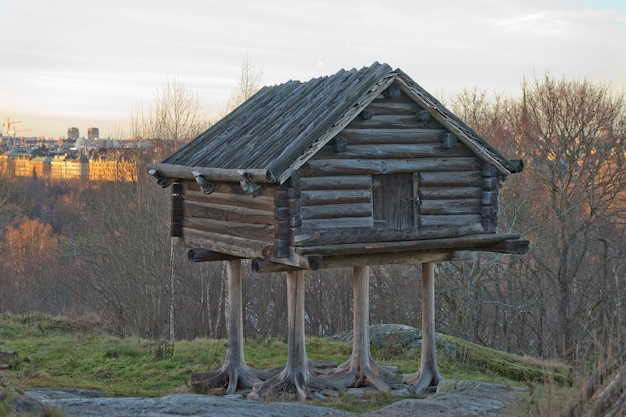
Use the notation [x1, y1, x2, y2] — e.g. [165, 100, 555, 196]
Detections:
[222, 56, 263, 116]
[133, 78, 209, 149]
[68, 162, 172, 337]
[447, 78, 626, 362]
[519, 75, 626, 360]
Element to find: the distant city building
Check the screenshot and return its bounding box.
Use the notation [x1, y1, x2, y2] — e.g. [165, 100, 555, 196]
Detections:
[1, 134, 150, 182]
[89, 155, 136, 182]
[50, 154, 89, 180]
[68, 127, 79, 140]
[75, 138, 120, 150]
[88, 127, 99, 140]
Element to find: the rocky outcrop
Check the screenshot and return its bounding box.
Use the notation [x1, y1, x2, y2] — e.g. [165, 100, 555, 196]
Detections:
[23, 380, 525, 417]
[334, 324, 462, 361]
[25, 389, 350, 417]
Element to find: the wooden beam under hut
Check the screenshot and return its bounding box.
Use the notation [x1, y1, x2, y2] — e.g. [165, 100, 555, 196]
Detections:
[296, 233, 528, 257]
[187, 248, 242, 263]
[481, 239, 529, 255]
[252, 250, 470, 273]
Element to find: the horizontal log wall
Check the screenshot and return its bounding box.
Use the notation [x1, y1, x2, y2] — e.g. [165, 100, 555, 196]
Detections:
[295, 87, 489, 247]
[181, 180, 276, 258]
[298, 175, 374, 231]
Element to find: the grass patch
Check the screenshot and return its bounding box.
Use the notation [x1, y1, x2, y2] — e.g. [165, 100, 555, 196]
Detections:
[0, 312, 571, 414]
[1, 314, 356, 398]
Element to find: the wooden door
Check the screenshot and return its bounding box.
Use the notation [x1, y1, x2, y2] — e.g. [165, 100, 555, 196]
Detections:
[372, 173, 417, 231]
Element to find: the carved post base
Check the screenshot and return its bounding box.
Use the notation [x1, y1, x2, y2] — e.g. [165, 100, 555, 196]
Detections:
[322, 266, 399, 391]
[251, 270, 339, 400]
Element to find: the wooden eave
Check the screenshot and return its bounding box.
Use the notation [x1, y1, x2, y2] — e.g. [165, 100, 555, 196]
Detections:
[147, 72, 396, 186]
[147, 163, 276, 185]
[151, 63, 396, 186]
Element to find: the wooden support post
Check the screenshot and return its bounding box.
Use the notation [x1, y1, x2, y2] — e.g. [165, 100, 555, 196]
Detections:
[252, 270, 339, 399]
[225, 259, 246, 376]
[287, 270, 309, 393]
[252, 270, 310, 399]
[192, 259, 271, 394]
[404, 262, 443, 394]
[322, 266, 398, 391]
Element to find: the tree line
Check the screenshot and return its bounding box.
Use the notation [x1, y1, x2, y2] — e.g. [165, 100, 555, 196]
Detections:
[0, 72, 624, 366]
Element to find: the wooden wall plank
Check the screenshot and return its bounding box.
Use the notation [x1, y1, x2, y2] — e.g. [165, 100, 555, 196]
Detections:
[301, 202, 372, 219]
[364, 101, 422, 115]
[301, 189, 371, 205]
[184, 190, 275, 212]
[184, 200, 274, 224]
[300, 175, 372, 190]
[183, 228, 267, 259]
[349, 114, 443, 130]
[315, 143, 474, 159]
[419, 214, 483, 228]
[347, 114, 424, 129]
[340, 128, 447, 144]
[303, 157, 482, 176]
[418, 171, 483, 187]
[300, 216, 374, 230]
[419, 199, 482, 215]
[185, 217, 274, 243]
[418, 187, 482, 199]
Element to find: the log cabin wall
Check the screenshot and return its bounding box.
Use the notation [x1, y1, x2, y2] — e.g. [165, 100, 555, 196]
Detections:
[294, 83, 499, 248]
[179, 179, 277, 259]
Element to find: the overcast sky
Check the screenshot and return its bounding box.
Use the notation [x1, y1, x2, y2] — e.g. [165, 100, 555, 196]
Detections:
[1, 0, 625, 138]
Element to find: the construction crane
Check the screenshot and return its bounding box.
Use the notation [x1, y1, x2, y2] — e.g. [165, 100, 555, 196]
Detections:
[2, 117, 31, 137]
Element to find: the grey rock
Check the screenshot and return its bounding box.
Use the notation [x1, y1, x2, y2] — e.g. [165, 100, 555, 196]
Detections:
[344, 388, 366, 398]
[319, 389, 340, 398]
[333, 324, 463, 360]
[391, 388, 410, 397]
[430, 379, 526, 415]
[28, 389, 352, 417]
[24, 379, 526, 417]
[362, 379, 526, 416]
[8, 391, 49, 415]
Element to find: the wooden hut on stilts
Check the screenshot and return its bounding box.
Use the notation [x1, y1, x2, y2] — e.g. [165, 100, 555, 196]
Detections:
[148, 62, 528, 399]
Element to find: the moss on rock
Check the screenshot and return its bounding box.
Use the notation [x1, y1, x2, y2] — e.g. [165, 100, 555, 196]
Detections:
[333, 324, 568, 384]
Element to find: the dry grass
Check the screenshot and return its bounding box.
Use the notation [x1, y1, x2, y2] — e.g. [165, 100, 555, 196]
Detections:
[516, 347, 625, 417]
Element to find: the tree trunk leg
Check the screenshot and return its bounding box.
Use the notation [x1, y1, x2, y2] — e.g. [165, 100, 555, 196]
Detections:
[251, 270, 339, 400]
[403, 262, 443, 394]
[323, 265, 397, 392]
[193, 259, 271, 394]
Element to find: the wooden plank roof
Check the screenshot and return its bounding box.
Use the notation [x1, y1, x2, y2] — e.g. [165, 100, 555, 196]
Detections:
[150, 62, 522, 185]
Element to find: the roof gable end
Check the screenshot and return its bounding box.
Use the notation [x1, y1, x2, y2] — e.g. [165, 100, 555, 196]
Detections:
[393, 69, 523, 175]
